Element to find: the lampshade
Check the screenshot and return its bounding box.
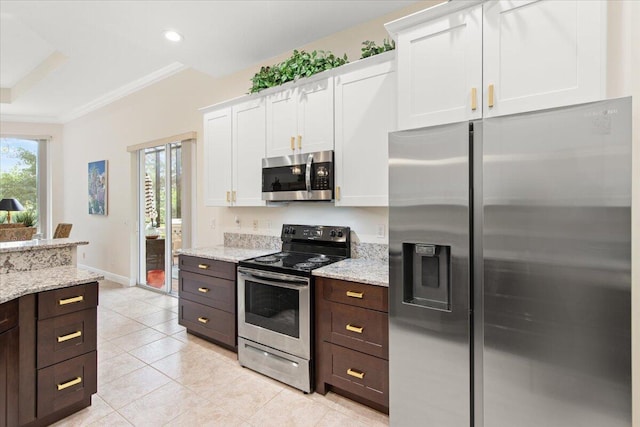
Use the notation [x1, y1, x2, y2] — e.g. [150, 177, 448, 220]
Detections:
[0, 198, 25, 212]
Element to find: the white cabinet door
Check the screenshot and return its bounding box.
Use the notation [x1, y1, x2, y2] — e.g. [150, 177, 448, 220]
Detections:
[233, 98, 266, 206]
[203, 108, 233, 206]
[266, 88, 298, 157]
[397, 4, 482, 129]
[335, 61, 396, 206]
[297, 77, 334, 154]
[483, 0, 606, 117]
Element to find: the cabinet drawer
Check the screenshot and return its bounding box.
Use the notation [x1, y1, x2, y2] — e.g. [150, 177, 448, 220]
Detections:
[179, 271, 235, 313]
[179, 299, 236, 349]
[38, 283, 98, 320]
[320, 278, 388, 312]
[321, 302, 388, 359]
[0, 299, 18, 334]
[37, 308, 97, 369]
[179, 255, 236, 280]
[326, 343, 388, 407]
[37, 351, 97, 419]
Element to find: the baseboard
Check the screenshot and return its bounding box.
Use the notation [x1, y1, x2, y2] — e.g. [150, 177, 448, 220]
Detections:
[77, 264, 133, 287]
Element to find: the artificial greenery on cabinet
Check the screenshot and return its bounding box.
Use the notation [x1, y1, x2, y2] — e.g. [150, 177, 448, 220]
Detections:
[360, 38, 395, 59]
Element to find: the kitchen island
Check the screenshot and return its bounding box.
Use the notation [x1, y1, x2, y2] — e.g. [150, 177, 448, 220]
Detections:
[0, 238, 103, 427]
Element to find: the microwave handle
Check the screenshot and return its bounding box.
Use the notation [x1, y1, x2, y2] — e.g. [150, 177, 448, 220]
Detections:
[305, 154, 314, 192]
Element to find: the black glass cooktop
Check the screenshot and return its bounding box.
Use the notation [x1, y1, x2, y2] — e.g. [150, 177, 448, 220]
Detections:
[239, 251, 345, 276]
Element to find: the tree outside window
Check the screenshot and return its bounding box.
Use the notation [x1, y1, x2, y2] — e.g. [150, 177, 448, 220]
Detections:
[0, 138, 40, 228]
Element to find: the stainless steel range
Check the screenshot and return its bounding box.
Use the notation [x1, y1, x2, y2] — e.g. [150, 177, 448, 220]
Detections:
[237, 224, 350, 392]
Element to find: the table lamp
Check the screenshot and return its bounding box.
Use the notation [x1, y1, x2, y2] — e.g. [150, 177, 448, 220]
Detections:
[0, 198, 25, 223]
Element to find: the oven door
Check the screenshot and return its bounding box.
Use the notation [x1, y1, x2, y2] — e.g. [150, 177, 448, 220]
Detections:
[237, 267, 310, 359]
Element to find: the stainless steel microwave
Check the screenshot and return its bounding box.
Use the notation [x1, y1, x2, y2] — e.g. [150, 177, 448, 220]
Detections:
[262, 150, 334, 202]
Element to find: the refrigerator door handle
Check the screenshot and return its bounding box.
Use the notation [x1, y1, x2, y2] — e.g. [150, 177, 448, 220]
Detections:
[402, 243, 451, 311]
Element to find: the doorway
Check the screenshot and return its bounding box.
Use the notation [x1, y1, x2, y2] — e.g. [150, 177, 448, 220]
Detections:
[137, 140, 189, 295]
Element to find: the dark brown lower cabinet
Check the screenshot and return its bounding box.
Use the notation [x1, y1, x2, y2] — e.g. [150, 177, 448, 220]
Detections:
[315, 277, 389, 413]
[0, 282, 98, 427]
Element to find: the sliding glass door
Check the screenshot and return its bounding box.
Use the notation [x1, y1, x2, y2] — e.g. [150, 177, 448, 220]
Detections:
[138, 141, 186, 294]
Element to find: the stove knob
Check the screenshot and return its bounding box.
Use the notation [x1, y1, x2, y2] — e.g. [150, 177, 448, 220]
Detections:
[337, 230, 344, 237]
[330, 230, 336, 237]
[290, 228, 296, 235]
[284, 227, 291, 235]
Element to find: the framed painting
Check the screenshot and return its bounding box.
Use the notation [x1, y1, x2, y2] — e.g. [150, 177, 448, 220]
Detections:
[88, 160, 108, 215]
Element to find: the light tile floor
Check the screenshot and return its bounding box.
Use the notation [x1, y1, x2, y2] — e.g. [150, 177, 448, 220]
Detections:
[51, 280, 389, 427]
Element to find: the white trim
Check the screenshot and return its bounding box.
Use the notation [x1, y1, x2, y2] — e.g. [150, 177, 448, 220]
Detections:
[78, 263, 134, 286]
[59, 62, 188, 123]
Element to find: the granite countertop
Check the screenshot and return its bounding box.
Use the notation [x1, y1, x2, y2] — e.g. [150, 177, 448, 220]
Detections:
[177, 246, 276, 263]
[0, 238, 89, 254]
[313, 258, 389, 287]
[0, 266, 104, 304]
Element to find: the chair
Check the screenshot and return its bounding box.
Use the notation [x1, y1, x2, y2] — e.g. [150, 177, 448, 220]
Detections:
[53, 223, 72, 238]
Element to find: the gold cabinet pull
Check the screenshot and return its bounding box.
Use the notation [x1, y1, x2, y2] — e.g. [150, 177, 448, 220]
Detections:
[336, 186, 341, 201]
[347, 368, 365, 379]
[488, 84, 495, 108]
[297, 135, 302, 149]
[198, 264, 209, 270]
[345, 324, 363, 334]
[471, 87, 477, 111]
[232, 191, 236, 202]
[59, 295, 83, 306]
[198, 287, 209, 293]
[346, 290, 363, 299]
[226, 191, 230, 202]
[57, 330, 82, 343]
[198, 317, 209, 324]
[290, 136, 295, 150]
[57, 376, 82, 391]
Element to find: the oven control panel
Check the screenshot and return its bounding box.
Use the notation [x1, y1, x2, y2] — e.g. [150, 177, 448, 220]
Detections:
[282, 224, 350, 243]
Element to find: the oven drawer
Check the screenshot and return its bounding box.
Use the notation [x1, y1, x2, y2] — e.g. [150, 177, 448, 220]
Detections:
[37, 308, 97, 369]
[179, 271, 235, 313]
[179, 255, 236, 280]
[38, 282, 99, 320]
[0, 299, 18, 334]
[179, 299, 236, 349]
[319, 301, 388, 359]
[325, 343, 388, 407]
[37, 351, 97, 419]
[319, 278, 388, 312]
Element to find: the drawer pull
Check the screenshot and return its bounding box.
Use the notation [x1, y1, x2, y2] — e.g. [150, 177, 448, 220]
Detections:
[198, 317, 209, 324]
[346, 291, 363, 299]
[471, 87, 477, 111]
[488, 84, 495, 108]
[347, 368, 365, 379]
[345, 324, 363, 334]
[59, 295, 84, 305]
[290, 136, 295, 150]
[57, 376, 82, 391]
[297, 135, 302, 149]
[57, 330, 82, 343]
[198, 264, 210, 270]
[197, 287, 210, 293]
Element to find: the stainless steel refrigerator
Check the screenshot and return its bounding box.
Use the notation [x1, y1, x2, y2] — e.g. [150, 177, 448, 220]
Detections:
[388, 98, 632, 427]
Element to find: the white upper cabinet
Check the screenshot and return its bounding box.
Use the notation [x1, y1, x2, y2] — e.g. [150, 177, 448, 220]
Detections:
[266, 76, 334, 157]
[395, 4, 482, 129]
[483, 0, 606, 117]
[233, 98, 266, 206]
[387, 0, 607, 128]
[334, 56, 396, 206]
[202, 98, 266, 207]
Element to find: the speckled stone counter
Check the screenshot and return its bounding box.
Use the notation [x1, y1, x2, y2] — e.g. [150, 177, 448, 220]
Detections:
[313, 258, 389, 287]
[177, 246, 276, 263]
[0, 238, 89, 274]
[0, 265, 104, 304]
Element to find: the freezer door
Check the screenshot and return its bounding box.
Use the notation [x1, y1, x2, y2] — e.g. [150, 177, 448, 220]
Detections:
[389, 122, 471, 427]
[482, 98, 632, 427]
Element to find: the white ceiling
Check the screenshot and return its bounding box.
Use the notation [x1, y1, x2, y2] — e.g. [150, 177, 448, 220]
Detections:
[0, 0, 417, 123]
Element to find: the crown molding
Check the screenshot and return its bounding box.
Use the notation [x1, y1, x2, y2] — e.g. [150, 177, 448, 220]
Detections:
[59, 62, 188, 123]
[0, 113, 62, 124]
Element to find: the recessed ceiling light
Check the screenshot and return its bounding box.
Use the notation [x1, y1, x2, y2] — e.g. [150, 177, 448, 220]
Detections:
[163, 30, 183, 42]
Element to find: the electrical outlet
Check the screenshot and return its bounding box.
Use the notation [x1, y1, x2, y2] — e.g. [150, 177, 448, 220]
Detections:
[82, 252, 85, 259]
[234, 216, 241, 228]
[253, 219, 259, 230]
[266, 220, 272, 230]
[377, 224, 386, 238]
[210, 218, 216, 229]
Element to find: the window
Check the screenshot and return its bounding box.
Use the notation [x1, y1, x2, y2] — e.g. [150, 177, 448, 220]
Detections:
[0, 137, 48, 236]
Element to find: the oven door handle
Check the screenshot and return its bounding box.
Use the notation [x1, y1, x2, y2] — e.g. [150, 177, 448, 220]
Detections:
[238, 267, 310, 288]
[305, 154, 313, 192]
